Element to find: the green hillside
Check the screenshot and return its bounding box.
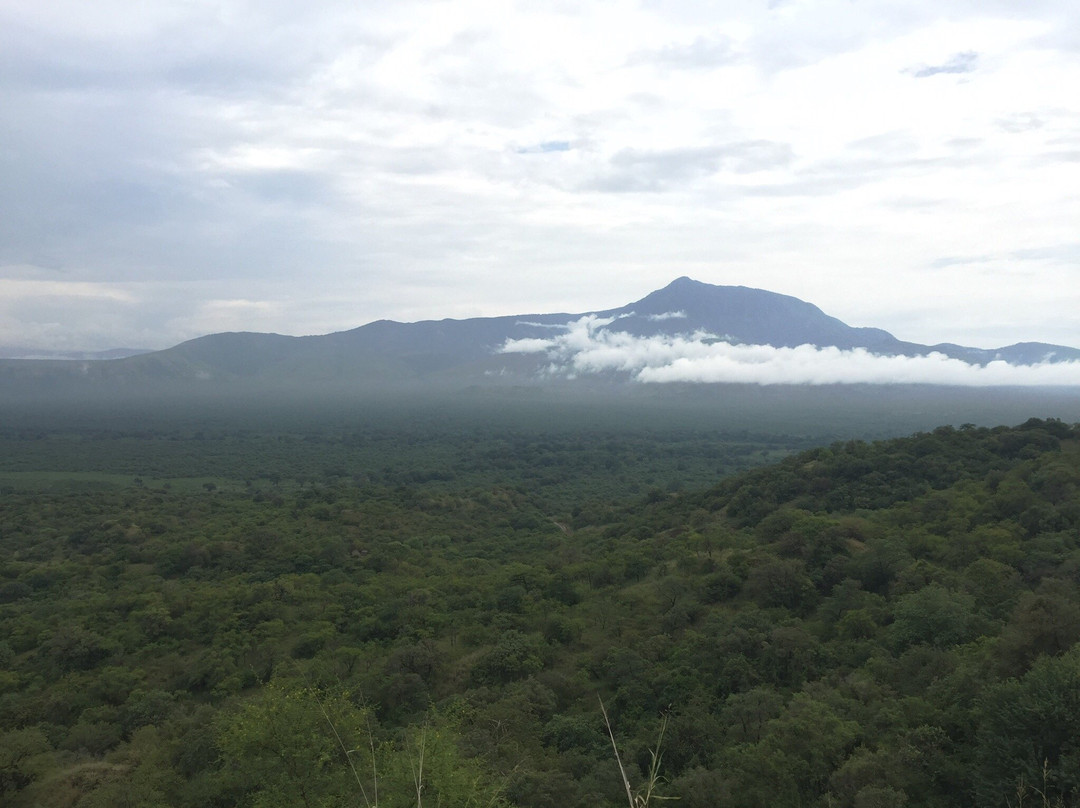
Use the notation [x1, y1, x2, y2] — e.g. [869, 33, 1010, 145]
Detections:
[3, 418, 1080, 807]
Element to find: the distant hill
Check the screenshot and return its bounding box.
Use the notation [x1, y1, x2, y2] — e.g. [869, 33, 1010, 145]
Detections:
[0, 345, 150, 361]
[2, 277, 1079, 395]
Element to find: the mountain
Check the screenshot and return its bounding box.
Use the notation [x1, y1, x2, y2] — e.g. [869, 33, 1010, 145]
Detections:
[597, 278, 1080, 365]
[2, 277, 1079, 395]
[595, 276, 902, 350]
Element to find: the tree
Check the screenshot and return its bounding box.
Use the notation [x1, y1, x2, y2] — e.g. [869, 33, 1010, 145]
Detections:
[0, 728, 52, 796]
[889, 584, 979, 651]
[975, 646, 1080, 807]
[217, 679, 512, 808]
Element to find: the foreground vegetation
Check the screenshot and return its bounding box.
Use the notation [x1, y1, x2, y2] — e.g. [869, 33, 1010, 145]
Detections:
[3, 413, 1080, 807]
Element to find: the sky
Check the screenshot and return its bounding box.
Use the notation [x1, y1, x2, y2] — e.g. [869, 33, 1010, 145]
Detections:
[2, 0, 1079, 354]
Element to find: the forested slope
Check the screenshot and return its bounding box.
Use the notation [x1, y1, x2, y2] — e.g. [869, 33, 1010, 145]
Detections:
[3, 418, 1080, 807]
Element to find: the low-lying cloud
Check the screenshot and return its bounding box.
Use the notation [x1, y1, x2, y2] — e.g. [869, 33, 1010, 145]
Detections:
[499, 317, 1080, 386]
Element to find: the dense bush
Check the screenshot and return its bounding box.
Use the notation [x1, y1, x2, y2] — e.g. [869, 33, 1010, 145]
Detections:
[3, 418, 1080, 806]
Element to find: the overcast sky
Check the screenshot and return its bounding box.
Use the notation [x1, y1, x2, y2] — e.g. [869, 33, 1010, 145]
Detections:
[2, 0, 1079, 353]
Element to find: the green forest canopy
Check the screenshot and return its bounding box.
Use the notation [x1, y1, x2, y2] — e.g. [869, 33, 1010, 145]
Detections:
[3, 417, 1080, 807]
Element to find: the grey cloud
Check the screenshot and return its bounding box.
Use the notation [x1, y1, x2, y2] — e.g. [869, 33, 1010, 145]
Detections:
[740, 176, 861, 199]
[629, 35, 738, 70]
[0, 11, 382, 287]
[517, 141, 572, 154]
[846, 131, 920, 155]
[380, 147, 454, 176]
[588, 141, 793, 193]
[884, 195, 947, 211]
[0, 283, 156, 351]
[1030, 149, 1080, 166]
[907, 51, 979, 78]
[997, 113, 1045, 133]
[1010, 243, 1080, 263]
[0, 273, 383, 352]
[0, 44, 297, 97]
[228, 170, 340, 206]
[930, 254, 993, 269]
[736, 2, 1070, 76]
[426, 71, 547, 128]
[1030, 5, 1080, 53]
[0, 12, 334, 99]
[0, 118, 347, 285]
[744, 3, 932, 74]
[425, 31, 549, 128]
[0, 115, 189, 268]
[745, 148, 989, 200]
[945, 137, 983, 151]
[929, 243, 1080, 270]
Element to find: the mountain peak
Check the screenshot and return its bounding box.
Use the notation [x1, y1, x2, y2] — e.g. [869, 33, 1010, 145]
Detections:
[598, 278, 899, 350]
[667, 275, 698, 287]
[658, 275, 715, 295]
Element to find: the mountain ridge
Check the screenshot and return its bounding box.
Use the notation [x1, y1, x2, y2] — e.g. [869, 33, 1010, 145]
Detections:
[2, 277, 1079, 393]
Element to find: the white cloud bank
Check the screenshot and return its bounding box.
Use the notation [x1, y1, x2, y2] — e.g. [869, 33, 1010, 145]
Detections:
[500, 317, 1080, 386]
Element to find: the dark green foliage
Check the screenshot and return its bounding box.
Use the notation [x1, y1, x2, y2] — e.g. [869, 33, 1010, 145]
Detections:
[889, 584, 981, 650]
[975, 647, 1080, 806]
[2, 415, 1080, 806]
[0, 728, 52, 796]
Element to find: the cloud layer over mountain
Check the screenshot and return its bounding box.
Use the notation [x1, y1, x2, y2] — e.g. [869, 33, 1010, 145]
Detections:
[501, 317, 1080, 386]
